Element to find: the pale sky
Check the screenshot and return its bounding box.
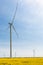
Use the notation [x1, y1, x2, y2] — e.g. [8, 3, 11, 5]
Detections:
[0, 0, 43, 57]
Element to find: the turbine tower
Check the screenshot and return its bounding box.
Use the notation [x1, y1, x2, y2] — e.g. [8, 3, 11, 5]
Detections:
[8, 2, 18, 58]
[33, 49, 35, 57]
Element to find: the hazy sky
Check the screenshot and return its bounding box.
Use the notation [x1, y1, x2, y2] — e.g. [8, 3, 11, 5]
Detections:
[0, 0, 43, 57]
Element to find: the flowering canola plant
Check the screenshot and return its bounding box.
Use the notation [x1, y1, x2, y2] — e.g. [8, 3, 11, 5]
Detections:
[0, 57, 43, 65]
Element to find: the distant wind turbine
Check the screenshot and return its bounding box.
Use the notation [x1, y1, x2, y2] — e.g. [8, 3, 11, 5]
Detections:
[8, 2, 18, 58]
[33, 49, 35, 57]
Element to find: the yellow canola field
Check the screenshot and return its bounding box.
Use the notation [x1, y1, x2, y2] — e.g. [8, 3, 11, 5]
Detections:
[0, 57, 43, 65]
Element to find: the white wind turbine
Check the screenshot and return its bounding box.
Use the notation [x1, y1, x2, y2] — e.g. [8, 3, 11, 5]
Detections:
[8, 2, 18, 58]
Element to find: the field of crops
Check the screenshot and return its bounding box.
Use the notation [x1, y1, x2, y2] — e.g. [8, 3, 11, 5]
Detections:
[0, 57, 43, 65]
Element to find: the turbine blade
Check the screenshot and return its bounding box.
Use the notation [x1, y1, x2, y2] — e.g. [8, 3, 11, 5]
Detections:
[12, 2, 18, 24]
[12, 25, 18, 37]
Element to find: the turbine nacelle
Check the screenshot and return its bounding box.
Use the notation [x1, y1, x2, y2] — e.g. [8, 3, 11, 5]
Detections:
[8, 22, 18, 37]
[8, 23, 13, 25]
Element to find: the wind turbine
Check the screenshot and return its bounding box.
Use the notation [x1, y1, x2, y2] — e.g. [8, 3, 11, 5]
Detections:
[8, 2, 18, 58]
[33, 49, 35, 57]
